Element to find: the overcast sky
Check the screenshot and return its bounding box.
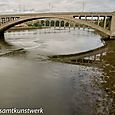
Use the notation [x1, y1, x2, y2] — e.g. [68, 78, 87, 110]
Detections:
[0, 0, 114, 13]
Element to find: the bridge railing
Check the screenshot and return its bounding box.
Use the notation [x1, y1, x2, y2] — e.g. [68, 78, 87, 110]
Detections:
[0, 16, 21, 26]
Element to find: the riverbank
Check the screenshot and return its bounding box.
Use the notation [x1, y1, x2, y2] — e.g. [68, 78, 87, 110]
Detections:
[7, 26, 49, 32]
[0, 28, 114, 115]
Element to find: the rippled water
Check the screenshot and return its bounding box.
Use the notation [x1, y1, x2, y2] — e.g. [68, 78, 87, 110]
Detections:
[0, 28, 114, 115]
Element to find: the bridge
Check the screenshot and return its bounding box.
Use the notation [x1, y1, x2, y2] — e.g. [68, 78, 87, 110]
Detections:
[0, 12, 115, 39]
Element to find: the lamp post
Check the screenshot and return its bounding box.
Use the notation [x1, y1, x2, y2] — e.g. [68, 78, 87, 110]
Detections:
[82, 0, 85, 12]
[49, 2, 51, 12]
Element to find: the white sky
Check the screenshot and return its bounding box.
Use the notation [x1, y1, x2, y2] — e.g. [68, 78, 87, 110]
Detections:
[0, 0, 114, 13]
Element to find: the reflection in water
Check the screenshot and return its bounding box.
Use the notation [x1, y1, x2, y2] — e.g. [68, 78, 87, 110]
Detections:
[0, 39, 26, 57]
[50, 45, 107, 66]
[0, 28, 114, 115]
[50, 40, 115, 114]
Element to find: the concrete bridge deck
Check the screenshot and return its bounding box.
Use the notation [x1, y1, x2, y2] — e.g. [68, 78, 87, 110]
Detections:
[0, 12, 115, 39]
[0, 12, 114, 17]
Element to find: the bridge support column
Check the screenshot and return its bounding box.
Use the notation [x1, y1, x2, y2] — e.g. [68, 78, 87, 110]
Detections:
[0, 31, 5, 40]
[104, 16, 107, 29]
[64, 22, 66, 29]
[85, 16, 87, 21]
[78, 25, 80, 29]
[53, 21, 55, 29]
[49, 20, 50, 27]
[98, 16, 100, 26]
[44, 20, 46, 27]
[73, 23, 75, 30]
[69, 23, 70, 30]
[100, 53, 103, 62]
[1, 18, 5, 24]
[94, 55, 96, 61]
[59, 21, 61, 29]
[110, 15, 115, 39]
[79, 16, 81, 20]
[91, 16, 93, 23]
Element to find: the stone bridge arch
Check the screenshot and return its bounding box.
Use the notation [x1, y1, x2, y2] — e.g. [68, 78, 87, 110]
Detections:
[0, 15, 111, 38]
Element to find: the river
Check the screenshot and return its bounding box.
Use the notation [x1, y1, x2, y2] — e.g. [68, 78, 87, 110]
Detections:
[0, 28, 114, 115]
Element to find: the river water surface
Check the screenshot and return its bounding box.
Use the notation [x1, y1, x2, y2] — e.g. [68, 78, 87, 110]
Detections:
[0, 28, 114, 115]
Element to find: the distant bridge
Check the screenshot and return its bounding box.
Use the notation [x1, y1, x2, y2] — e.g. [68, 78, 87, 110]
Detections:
[0, 12, 115, 39]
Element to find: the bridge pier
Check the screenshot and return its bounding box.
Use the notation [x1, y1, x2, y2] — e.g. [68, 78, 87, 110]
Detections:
[0, 31, 5, 40]
[73, 23, 76, 30]
[104, 16, 107, 29]
[59, 20, 61, 29]
[54, 21, 56, 29]
[48, 20, 50, 28]
[110, 15, 115, 39]
[64, 22, 66, 29]
[69, 23, 70, 30]
[97, 16, 100, 26]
